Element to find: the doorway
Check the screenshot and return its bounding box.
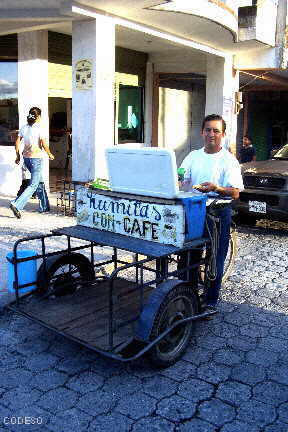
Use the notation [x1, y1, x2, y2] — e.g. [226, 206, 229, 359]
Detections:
[155, 73, 206, 166]
[48, 97, 72, 191]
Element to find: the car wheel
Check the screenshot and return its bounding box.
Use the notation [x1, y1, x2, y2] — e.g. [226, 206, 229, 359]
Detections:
[235, 214, 257, 226]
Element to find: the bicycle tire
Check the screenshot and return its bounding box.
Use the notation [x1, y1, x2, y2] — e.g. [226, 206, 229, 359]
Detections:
[199, 228, 237, 285]
[222, 228, 237, 283]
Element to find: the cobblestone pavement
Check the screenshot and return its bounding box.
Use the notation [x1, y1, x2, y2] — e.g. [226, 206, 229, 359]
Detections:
[0, 195, 287, 432]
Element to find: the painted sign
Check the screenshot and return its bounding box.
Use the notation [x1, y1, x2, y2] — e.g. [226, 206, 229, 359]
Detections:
[75, 59, 92, 90]
[76, 187, 185, 247]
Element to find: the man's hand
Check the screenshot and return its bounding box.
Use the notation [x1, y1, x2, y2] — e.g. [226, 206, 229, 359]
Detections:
[196, 182, 217, 192]
[15, 155, 20, 165]
[48, 153, 54, 161]
[195, 182, 239, 199]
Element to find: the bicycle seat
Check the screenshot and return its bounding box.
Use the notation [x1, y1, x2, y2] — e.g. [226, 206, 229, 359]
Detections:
[206, 197, 232, 212]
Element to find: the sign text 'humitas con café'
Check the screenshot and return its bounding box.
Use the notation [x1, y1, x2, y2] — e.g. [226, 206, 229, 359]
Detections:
[76, 188, 185, 246]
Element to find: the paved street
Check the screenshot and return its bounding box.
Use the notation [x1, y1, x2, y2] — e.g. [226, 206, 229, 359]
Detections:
[0, 194, 287, 432]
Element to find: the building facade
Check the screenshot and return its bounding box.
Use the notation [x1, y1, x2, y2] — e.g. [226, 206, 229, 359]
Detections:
[0, 0, 287, 194]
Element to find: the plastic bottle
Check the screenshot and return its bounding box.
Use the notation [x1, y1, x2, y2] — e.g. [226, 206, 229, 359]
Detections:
[177, 167, 185, 182]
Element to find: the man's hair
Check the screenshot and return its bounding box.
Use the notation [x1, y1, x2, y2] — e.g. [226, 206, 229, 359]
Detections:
[243, 134, 252, 142]
[202, 114, 226, 134]
[29, 107, 41, 117]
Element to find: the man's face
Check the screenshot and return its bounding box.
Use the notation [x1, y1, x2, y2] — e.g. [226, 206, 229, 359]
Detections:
[201, 120, 224, 153]
[243, 137, 251, 147]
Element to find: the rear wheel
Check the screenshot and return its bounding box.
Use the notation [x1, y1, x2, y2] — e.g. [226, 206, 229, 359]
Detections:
[37, 253, 95, 297]
[148, 284, 198, 367]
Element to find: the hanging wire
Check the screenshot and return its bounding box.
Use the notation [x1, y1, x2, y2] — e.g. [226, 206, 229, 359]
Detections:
[239, 71, 270, 90]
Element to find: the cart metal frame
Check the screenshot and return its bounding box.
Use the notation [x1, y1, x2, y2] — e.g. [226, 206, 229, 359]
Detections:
[6, 225, 214, 363]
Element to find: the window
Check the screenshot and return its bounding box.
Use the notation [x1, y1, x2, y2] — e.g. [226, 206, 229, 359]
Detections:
[0, 61, 18, 146]
[118, 85, 144, 143]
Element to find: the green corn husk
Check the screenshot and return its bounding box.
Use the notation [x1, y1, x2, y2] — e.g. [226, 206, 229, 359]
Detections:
[90, 178, 111, 190]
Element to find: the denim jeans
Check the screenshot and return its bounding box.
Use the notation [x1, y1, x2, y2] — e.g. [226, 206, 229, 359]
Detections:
[11, 158, 50, 212]
[177, 206, 232, 306]
[35, 182, 50, 212]
[205, 206, 232, 306]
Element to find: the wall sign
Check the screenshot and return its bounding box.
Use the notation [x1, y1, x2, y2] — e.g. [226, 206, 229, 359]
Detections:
[76, 187, 185, 247]
[75, 59, 92, 90]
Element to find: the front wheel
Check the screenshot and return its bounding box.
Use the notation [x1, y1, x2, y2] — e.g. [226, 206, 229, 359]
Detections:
[199, 228, 237, 285]
[222, 228, 237, 284]
[148, 284, 198, 367]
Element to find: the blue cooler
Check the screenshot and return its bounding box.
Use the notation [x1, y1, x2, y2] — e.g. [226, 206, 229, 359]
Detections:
[180, 195, 207, 241]
[6, 249, 38, 294]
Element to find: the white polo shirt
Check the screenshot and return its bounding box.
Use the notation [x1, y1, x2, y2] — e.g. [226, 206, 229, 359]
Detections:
[181, 147, 244, 190]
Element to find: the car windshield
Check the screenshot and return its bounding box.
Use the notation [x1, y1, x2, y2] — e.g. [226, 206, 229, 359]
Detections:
[273, 144, 288, 159]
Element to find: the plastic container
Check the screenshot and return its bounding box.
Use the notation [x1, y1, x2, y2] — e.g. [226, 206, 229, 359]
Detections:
[180, 195, 207, 241]
[105, 147, 179, 198]
[6, 249, 38, 294]
[177, 167, 185, 182]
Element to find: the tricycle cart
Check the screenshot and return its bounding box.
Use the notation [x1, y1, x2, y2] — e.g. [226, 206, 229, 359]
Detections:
[6, 188, 217, 367]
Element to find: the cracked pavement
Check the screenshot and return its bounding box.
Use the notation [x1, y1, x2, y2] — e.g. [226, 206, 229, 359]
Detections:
[0, 195, 287, 432]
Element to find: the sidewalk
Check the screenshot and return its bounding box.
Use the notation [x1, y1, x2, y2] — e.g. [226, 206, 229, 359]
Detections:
[0, 193, 74, 307]
[0, 193, 287, 431]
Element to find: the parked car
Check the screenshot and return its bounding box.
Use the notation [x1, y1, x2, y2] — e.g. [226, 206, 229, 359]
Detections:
[233, 143, 288, 224]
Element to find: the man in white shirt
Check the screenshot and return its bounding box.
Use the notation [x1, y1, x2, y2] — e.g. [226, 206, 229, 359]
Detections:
[180, 114, 243, 313]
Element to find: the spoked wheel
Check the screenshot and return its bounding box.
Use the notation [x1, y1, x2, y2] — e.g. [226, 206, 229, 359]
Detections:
[148, 284, 198, 367]
[37, 253, 95, 297]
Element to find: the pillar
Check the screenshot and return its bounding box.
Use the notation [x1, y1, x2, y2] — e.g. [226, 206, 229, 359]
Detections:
[72, 17, 115, 182]
[18, 30, 49, 186]
[205, 54, 239, 153]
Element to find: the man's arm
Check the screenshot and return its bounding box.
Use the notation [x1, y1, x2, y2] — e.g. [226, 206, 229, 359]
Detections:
[15, 136, 22, 164]
[40, 138, 54, 160]
[196, 182, 240, 200]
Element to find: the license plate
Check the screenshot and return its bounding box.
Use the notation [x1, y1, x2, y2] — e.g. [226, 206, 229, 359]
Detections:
[248, 200, 266, 214]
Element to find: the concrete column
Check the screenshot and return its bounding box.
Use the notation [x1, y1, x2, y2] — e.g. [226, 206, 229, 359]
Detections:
[18, 30, 49, 186]
[205, 54, 239, 153]
[72, 17, 115, 182]
[205, 55, 225, 116]
[144, 61, 154, 146]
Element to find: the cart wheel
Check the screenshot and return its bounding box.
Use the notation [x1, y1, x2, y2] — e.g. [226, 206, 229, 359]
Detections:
[148, 284, 197, 368]
[37, 253, 95, 297]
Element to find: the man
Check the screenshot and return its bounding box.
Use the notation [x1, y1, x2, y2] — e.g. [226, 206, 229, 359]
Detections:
[239, 135, 256, 163]
[180, 114, 243, 313]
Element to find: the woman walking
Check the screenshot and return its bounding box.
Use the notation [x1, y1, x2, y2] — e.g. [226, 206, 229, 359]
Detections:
[9, 107, 54, 219]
